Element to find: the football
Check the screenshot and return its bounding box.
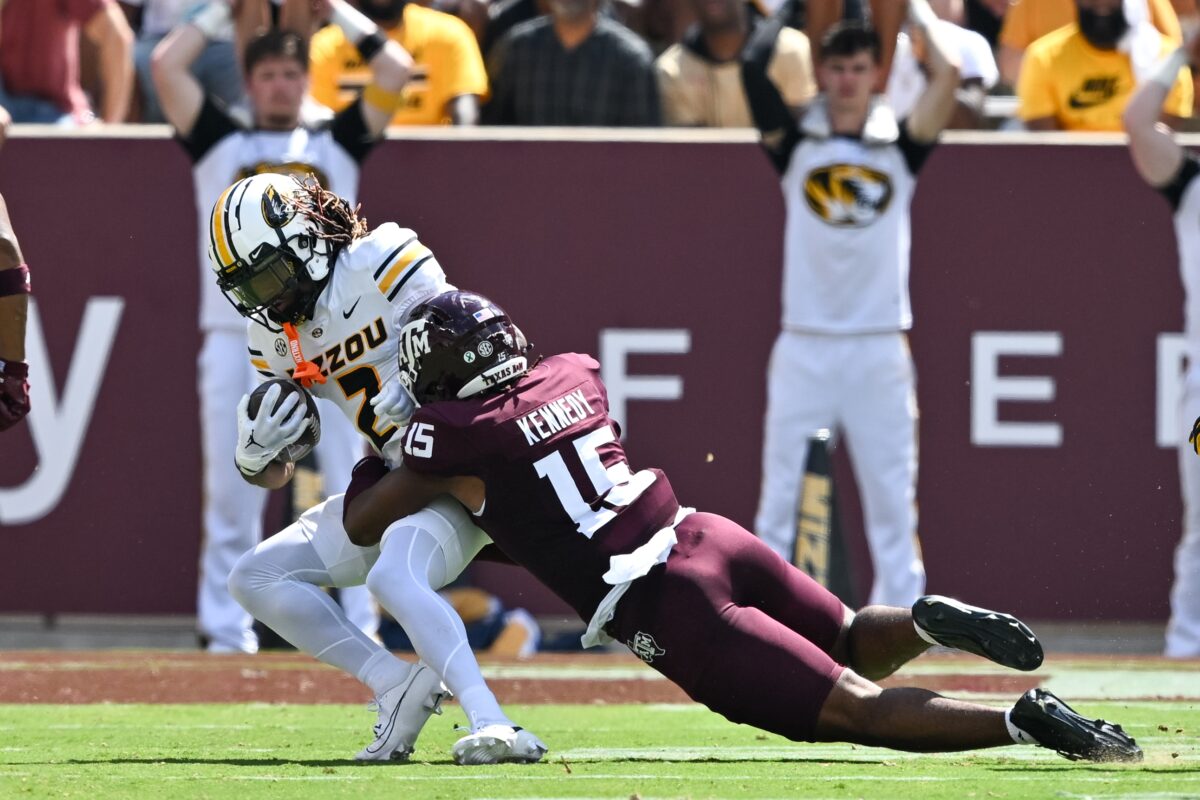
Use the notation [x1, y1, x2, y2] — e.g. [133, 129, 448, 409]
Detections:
[246, 378, 321, 463]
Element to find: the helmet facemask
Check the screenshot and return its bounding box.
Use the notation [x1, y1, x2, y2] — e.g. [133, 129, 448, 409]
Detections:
[210, 174, 339, 330]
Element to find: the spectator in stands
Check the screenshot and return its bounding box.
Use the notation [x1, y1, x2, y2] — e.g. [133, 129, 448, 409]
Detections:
[887, 0, 998, 128]
[152, 0, 406, 652]
[1017, 0, 1191, 130]
[121, 0, 244, 123]
[742, 2, 959, 607]
[0, 0, 134, 124]
[484, 0, 661, 125]
[309, 0, 488, 125]
[0, 192, 30, 434]
[656, 0, 816, 126]
[1000, 0, 1181, 86]
[1123, 31, 1200, 659]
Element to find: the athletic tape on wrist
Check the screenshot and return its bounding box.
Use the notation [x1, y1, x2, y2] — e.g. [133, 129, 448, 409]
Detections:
[0, 264, 30, 297]
[356, 31, 387, 63]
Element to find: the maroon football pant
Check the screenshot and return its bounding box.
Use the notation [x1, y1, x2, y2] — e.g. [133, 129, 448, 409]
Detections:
[608, 512, 847, 742]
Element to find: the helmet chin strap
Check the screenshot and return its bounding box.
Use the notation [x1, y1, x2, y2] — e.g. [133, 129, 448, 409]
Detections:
[282, 322, 327, 388]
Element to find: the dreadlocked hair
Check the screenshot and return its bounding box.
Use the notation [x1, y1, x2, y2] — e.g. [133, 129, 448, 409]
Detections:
[292, 178, 369, 246]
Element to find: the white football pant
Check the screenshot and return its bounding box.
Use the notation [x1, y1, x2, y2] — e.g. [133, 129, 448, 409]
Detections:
[1167, 367, 1200, 657]
[197, 328, 377, 653]
[228, 493, 514, 728]
[755, 330, 925, 607]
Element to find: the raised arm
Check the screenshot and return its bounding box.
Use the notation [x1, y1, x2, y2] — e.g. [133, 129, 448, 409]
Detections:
[84, 1, 135, 123]
[1123, 44, 1191, 187]
[151, 1, 232, 135]
[904, 0, 962, 143]
[323, 0, 414, 136]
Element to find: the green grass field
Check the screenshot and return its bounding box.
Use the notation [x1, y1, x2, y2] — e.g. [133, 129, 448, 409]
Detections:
[1, 700, 1197, 800]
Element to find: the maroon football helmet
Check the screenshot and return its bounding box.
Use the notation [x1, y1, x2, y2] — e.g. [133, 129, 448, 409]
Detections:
[397, 290, 532, 404]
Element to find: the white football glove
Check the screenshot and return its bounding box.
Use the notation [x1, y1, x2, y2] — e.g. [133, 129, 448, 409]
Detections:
[369, 378, 415, 428]
[234, 384, 308, 475]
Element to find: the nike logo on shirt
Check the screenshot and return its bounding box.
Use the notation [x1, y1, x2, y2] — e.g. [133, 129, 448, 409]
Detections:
[343, 299, 361, 319]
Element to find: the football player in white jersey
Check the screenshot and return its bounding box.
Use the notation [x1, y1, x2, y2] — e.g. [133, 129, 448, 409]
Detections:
[153, 0, 409, 655]
[208, 171, 547, 765]
[743, 0, 958, 607]
[1123, 33, 1200, 658]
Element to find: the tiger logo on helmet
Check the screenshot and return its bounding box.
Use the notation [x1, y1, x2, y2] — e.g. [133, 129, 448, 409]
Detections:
[207, 172, 335, 329]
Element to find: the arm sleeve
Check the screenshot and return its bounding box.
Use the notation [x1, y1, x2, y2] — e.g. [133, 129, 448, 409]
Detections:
[742, 18, 804, 174]
[402, 411, 481, 477]
[330, 98, 377, 164]
[178, 95, 240, 162]
[896, 121, 938, 175]
[1159, 152, 1200, 211]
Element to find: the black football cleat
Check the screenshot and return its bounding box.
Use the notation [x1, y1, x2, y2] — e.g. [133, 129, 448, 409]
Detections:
[913, 595, 1044, 671]
[1010, 689, 1143, 763]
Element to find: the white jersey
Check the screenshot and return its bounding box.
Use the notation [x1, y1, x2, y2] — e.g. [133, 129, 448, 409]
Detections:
[774, 100, 935, 334]
[182, 95, 372, 332]
[247, 223, 453, 466]
[1165, 155, 1200, 362]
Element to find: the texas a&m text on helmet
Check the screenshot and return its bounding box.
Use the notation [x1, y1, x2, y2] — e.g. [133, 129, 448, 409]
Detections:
[397, 291, 533, 405]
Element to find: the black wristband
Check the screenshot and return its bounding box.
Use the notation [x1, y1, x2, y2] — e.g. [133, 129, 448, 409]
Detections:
[355, 31, 387, 62]
[0, 359, 28, 379]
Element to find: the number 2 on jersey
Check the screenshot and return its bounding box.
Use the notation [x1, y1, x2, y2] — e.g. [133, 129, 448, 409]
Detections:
[336, 366, 397, 450]
[533, 426, 649, 538]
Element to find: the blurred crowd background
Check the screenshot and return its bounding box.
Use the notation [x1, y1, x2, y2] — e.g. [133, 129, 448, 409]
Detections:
[2, 0, 1196, 138]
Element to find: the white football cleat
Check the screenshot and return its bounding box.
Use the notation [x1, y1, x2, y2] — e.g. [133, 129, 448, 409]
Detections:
[452, 724, 548, 765]
[355, 664, 449, 761]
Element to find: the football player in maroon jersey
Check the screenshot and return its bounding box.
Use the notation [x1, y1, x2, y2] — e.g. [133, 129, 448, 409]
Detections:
[343, 290, 1141, 763]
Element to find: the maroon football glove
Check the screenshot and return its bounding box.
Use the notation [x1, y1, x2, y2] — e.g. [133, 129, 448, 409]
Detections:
[0, 359, 30, 431]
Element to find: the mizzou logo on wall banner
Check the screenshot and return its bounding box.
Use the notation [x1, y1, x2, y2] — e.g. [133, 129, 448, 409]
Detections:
[803, 164, 893, 228]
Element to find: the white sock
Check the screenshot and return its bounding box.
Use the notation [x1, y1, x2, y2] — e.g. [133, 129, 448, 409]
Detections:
[357, 649, 415, 697]
[458, 685, 515, 731]
[1005, 708, 1037, 745]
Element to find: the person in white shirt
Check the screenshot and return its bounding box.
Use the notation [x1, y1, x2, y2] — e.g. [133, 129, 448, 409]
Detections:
[743, 0, 958, 607]
[1123, 32, 1200, 658]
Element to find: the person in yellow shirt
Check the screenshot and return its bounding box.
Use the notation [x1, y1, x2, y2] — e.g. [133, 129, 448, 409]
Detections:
[1017, 0, 1191, 130]
[999, 0, 1181, 85]
[309, 0, 488, 125]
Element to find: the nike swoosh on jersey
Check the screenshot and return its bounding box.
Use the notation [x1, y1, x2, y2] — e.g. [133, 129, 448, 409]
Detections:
[343, 299, 361, 319]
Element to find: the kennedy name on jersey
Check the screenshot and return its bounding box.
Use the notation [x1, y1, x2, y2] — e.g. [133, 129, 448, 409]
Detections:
[516, 388, 598, 445]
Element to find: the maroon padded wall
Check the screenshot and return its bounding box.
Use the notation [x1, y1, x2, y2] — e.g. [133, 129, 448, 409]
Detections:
[0, 134, 1182, 621]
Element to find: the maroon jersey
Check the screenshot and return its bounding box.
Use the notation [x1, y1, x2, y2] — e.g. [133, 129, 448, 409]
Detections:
[402, 353, 681, 622]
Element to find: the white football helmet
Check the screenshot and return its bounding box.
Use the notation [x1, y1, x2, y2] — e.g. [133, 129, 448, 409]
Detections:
[208, 173, 335, 328]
